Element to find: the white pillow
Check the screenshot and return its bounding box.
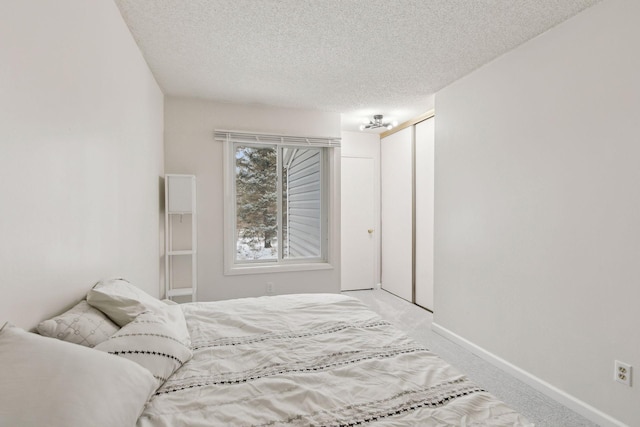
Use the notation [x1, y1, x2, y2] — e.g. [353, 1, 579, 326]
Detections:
[37, 300, 119, 347]
[0, 322, 156, 427]
[86, 278, 166, 326]
[159, 305, 192, 347]
[95, 306, 193, 389]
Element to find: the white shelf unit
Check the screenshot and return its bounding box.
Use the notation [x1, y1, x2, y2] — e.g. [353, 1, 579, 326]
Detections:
[165, 174, 197, 302]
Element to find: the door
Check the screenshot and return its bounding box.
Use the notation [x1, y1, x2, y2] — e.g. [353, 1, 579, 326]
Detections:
[415, 118, 434, 310]
[381, 127, 413, 301]
[341, 156, 376, 290]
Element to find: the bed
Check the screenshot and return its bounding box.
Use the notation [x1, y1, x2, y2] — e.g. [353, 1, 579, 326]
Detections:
[0, 279, 531, 427]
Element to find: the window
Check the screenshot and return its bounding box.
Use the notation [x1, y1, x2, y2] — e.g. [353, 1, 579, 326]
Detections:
[217, 131, 339, 274]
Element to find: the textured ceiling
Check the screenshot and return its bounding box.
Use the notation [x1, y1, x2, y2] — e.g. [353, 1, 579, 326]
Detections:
[114, 0, 600, 131]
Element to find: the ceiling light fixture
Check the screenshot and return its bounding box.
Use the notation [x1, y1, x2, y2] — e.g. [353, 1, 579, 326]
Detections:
[360, 114, 398, 131]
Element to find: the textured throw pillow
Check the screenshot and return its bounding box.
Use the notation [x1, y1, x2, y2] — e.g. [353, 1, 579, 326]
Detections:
[37, 300, 119, 347]
[86, 278, 167, 326]
[95, 306, 193, 389]
[0, 322, 156, 427]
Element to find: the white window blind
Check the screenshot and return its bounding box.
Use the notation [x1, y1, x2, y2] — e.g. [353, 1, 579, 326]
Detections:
[214, 130, 341, 148]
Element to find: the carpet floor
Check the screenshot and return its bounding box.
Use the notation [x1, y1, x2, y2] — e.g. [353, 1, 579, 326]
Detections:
[345, 288, 599, 427]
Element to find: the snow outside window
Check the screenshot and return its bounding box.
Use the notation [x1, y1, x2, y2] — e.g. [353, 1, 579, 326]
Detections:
[230, 142, 328, 268]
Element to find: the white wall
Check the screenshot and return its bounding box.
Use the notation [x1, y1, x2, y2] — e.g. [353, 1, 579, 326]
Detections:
[164, 97, 341, 301]
[434, 1, 639, 425]
[0, 0, 164, 330]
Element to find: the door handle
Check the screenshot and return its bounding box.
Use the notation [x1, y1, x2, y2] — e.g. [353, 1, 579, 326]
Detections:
[367, 229, 374, 234]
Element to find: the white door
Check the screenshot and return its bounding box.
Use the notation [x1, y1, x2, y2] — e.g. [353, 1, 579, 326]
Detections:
[415, 118, 434, 310]
[341, 156, 376, 290]
[381, 127, 413, 301]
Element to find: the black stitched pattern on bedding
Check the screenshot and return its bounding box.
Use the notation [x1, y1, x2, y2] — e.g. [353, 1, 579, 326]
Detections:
[156, 345, 428, 395]
[190, 320, 392, 350]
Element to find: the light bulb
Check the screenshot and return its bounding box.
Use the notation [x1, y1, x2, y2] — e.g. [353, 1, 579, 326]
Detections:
[386, 124, 392, 130]
[392, 121, 398, 127]
[359, 124, 365, 131]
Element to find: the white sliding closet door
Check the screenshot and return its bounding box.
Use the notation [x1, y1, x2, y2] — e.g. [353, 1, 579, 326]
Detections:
[415, 118, 434, 310]
[381, 127, 413, 302]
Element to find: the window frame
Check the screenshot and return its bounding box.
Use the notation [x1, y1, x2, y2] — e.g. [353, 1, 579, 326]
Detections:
[221, 132, 337, 276]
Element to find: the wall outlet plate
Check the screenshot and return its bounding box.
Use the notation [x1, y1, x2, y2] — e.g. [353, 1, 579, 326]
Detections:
[615, 360, 632, 386]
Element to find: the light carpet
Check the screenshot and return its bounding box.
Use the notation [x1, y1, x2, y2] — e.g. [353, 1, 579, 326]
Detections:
[345, 289, 599, 427]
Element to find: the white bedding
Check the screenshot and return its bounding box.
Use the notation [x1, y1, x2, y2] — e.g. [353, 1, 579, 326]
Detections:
[138, 294, 531, 426]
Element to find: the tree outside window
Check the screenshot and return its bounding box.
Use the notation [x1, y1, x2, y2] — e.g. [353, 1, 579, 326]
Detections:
[235, 145, 278, 260]
[233, 143, 324, 263]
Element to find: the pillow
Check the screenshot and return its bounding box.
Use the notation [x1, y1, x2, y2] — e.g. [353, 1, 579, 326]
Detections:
[86, 278, 167, 326]
[0, 322, 156, 427]
[36, 300, 119, 347]
[95, 306, 193, 389]
[159, 304, 192, 347]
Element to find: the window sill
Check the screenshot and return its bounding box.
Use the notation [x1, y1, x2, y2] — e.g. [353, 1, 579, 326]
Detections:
[224, 262, 334, 276]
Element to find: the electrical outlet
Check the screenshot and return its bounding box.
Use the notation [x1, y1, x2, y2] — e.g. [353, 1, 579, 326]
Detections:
[266, 282, 274, 295]
[614, 360, 632, 386]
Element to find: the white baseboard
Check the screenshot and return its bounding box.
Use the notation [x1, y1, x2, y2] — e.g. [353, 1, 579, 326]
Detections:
[431, 322, 626, 427]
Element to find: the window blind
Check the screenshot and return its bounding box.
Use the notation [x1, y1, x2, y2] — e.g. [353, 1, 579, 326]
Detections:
[214, 130, 341, 148]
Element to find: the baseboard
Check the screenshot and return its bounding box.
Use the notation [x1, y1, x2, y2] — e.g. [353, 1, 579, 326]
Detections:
[431, 322, 626, 427]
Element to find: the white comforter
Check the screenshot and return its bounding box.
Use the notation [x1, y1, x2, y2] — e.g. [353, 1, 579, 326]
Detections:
[137, 294, 530, 426]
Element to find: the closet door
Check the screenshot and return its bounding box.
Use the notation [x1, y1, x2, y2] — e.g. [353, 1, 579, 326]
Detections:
[381, 127, 413, 301]
[415, 118, 434, 310]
